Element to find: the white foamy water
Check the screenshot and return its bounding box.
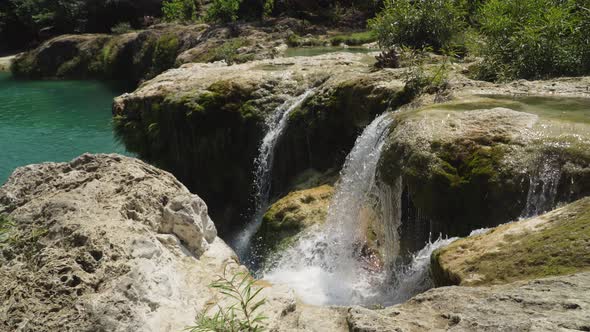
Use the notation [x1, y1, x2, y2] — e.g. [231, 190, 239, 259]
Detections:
[263, 112, 449, 306]
[231, 89, 315, 262]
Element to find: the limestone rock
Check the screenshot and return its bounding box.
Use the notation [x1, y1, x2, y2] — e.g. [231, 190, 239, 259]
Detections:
[348, 272, 590, 331]
[0, 153, 365, 332]
[378, 97, 590, 254]
[431, 197, 590, 287]
[0, 154, 235, 331]
[113, 52, 404, 233]
[256, 184, 334, 258]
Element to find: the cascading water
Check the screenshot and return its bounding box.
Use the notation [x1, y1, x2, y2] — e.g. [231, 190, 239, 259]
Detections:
[262, 112, 455, 306]
[231, 89, 315, 264]
[522, 158, 562, 218]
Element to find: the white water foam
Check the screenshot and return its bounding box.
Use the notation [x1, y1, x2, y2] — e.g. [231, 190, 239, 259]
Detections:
[263, 112, 452, 306]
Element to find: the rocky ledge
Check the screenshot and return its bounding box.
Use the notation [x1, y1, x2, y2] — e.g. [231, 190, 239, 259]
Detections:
[349, 272, 590, 331]
[0, 154, 229, 331]
[1, 154, 589, 331]
[431, 197, 590, 287]
[112, 52, 404, 233]
[377, 96, 590, 254]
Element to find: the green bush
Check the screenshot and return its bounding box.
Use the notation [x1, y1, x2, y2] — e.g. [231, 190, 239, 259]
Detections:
[368, 0, 467, 50]
[205, 0, 243, 23]
[111, 22, 133, 34]
[473, 0, 590, 81]
[162, 0, 200, 22]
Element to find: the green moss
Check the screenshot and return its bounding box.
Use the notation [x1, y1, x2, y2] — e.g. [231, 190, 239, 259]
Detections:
[151, 34, 180, 76]
[437, 198, 590, 285]
[255, 186, 333, 261]
[330, 31, 377, 46]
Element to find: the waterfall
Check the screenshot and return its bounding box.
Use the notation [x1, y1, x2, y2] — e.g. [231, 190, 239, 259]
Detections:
[522, 159, 562, 218]
[231, 89, 315, 264]
[263, 112, 450, 306]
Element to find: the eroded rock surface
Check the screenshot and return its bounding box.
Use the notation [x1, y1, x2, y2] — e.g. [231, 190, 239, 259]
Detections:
[348, 272, 590, 332]
[431, 197, 590, 287]
[0, 154, 234, 331]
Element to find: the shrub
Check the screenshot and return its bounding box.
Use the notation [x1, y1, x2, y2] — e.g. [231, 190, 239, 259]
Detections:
[187, 267, 267, 332]
[205, 0, 243, 23]
[368, 0, 467, 51]
[111, 22, 132, 34]
[162, 0, 200, 22]
[472, 0, 590, 81]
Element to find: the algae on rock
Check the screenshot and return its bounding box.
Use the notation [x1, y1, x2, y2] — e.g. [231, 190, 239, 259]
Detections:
[431, 197, 590, 287]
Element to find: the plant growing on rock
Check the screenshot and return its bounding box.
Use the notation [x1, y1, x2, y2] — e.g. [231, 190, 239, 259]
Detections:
[205, 0, 243, 23]
[162, 0, 201, 22]
[188, 266, 267, 332]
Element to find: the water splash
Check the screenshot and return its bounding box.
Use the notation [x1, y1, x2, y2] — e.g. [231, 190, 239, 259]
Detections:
[263, 112, 408, 305]
[231, 89, 315, 263]
[522, 159, 562, 218]
[386, 236, 458, 304]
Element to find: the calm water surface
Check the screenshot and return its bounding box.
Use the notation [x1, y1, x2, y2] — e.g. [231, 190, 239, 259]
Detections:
[0, 72, 128, 184]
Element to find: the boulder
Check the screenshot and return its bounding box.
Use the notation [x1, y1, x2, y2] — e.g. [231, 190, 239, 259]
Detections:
[0, 154, 231, 331]
[256, 184, 334, 259]
[348, 272, 590, 331]
[378, 96, 590, 254]
[431, 197, 590, 287]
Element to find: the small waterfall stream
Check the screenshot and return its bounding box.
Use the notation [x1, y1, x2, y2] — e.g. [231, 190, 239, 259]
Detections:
[522, 159, 562, 218]
[262, 112, 453, 305]
[231, 89, 315, 264]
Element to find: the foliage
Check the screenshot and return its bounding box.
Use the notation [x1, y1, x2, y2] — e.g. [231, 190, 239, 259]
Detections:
[400, 47, 452, 99]
[205, 0, 243, 23]
[472, 0, 590, 81]
[187, 267, 267, 332]
[0, 0, 161, 50]
[162, 0, 200, 22]
[368, 0, 467, 51]
[329, 31, 376, 46]
[111, 22, 132, 34]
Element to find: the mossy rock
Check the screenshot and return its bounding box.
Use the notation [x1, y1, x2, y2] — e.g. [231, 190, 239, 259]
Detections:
[431, 197, 590, 286]
[378, 101, 590, 254]
[255, 185, 334, 259]
[10, 25, 206, 84]
[113, 53, 406, 234]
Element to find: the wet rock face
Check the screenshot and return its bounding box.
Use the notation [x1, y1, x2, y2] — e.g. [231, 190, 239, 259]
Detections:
[348, 272, 590, 331]
[256, 184, 334, 261]
[113, 53, 404, 234]
[431, 197, 590, 287]
[378, 104, 590, 254]
[0, 154, 235, 332]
